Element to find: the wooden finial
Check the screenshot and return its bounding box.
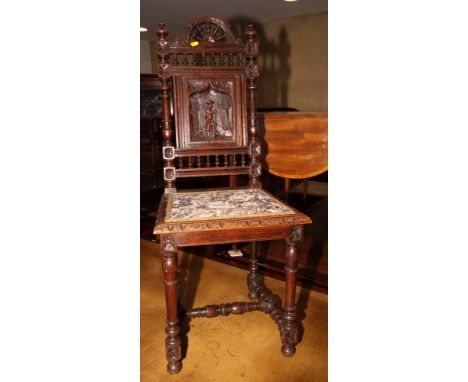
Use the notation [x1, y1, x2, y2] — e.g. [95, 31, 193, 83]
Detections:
[157, 22, 168, 39]
[246, 24, 256, 37]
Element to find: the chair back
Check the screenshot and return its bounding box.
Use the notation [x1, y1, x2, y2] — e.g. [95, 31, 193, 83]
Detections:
[156, 16, 261, 192]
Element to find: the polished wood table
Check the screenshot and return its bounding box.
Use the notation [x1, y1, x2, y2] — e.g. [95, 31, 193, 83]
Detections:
[257, 112, 328, 292]
[259, 112, 328, 198]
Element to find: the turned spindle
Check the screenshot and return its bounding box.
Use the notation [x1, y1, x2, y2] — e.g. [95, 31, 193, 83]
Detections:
[187, 301, 261, 318]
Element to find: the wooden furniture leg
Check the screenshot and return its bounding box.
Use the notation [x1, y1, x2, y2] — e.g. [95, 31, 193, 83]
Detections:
[280, 226, 303, 356]
[161, 236, 182, 374]
[247, 241, 259, 299]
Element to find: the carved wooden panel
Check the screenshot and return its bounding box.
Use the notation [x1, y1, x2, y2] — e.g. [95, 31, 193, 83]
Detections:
[188, 80, 234, 142]
[173, 73, 247, 151]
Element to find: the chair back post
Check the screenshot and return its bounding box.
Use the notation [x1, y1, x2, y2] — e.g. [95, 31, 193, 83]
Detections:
[245, 25, 262, 189]
[156, 22, 177, 193]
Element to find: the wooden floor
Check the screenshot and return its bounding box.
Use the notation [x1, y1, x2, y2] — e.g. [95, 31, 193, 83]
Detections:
[141, 239, 328, 382]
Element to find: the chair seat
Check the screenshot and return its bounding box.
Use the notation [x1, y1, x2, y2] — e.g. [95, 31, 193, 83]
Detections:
[154, 188, 311, 235]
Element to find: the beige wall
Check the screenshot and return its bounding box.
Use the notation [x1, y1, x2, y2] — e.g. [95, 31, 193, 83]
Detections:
[140, 40, 153, 73]
[257, 13, 328, 112]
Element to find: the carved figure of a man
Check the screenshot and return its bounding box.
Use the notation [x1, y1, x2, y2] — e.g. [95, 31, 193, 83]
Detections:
[205, 99, 217, 140]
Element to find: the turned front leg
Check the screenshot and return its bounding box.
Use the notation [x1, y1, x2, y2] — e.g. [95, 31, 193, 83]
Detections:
[281, 226, 303, 356]
[161, 236, 182, 374]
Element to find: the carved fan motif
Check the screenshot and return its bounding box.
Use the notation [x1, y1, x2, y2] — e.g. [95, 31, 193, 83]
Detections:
[189, 22, 227, 42]
[184, 16, 239, 44]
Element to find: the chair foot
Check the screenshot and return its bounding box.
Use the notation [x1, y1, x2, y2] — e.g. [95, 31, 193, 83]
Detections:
[281, 344, 296, 357]
[167, 361, 182, 374]
[280, 320, 299, 357]
[248, 291, 257, 300]
[165, 334, 182, 374]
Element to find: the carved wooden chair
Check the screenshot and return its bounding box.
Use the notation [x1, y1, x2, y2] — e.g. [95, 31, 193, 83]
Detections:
[153, 16, 311, 374]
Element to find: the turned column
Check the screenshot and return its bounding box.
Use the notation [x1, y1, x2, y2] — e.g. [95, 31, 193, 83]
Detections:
[161, 236, 182, 373]
[156, 22, 176, 193]
[247, 241, 259, 299]
[245, 24, 262, 189]
[281, 226, 303, 356]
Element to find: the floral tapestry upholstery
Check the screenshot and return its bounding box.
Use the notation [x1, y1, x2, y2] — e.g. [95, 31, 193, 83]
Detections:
[165, 189, 294, 222]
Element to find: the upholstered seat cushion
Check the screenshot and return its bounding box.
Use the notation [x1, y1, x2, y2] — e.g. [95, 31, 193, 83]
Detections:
[154, 188, 311, 235]
[165, 189, 293, 222]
